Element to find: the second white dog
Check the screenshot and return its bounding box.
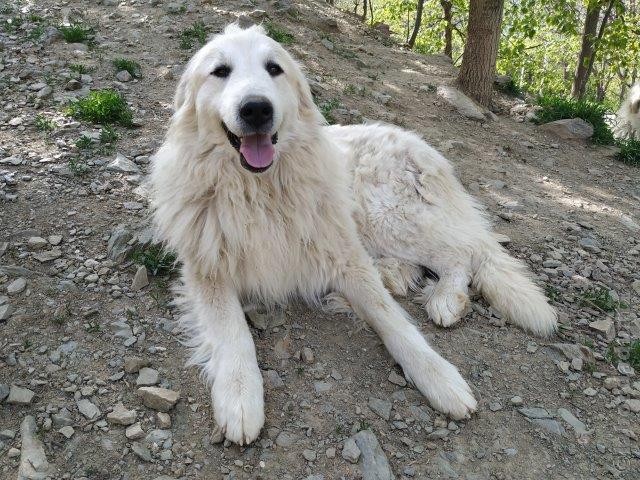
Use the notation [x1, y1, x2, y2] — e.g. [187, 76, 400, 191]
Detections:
[150, 24, 557, 445]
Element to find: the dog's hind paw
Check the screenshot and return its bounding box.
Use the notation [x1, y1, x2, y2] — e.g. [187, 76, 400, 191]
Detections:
[211, 366, 265, 445]
[417, 283, 469, 328]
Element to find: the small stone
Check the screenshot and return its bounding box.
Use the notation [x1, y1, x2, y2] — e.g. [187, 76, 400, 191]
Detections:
[8, 448, 20, 458]
[137, 387, 180, 412]
[18, 416, 52, 478]
[7, 385, 35, 405]
[557, 408, 588, 437]
[136, 367, 160, 386]
[302, 449, 317, 461]
[156, 412, 171, 428]
[107, 402, 137, 425]
[518, 407, 552, 419]
[77, 399, 101, 419]
[341, 438, 361, 463]
[131, 265, 149, 291]
[58, 426, 74, 438]
[265, 369, 285, 389]
[352, 430, 394, 479]
[302, 347, 314, 364]
[388, 370, 407, 387]
[583, 387, 597, 397]
[7, 277, 27, 295]
[618, 362, 636, 377]
[116, 70, 133, 82]
[126, 423, 145, 440]
[603, 377, 622, 390]
[489, 401, 503, 412]
[0, 304, 14, 321]
[0, 384, 9, 402]
[107, 153, 140, 174]
[510, 396, 523, 406]
[124, 356, 150, 373]
[27, 236, 48, 249]
[48, 235, 63, 246]
[589, 319, 615, 340]
[532, 419, 565, 436]
[368, 397, 392, 420]
[131, 442, 152, 462]
[623, 399, 640, 413]
[314, 381, 331, 393]
[326, 447, 336, 458]
[539, 118, 594, 140]
[275, 431, 297, 448]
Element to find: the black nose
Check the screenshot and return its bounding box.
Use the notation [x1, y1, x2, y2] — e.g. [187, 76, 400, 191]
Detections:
[239, 99, 273, 130]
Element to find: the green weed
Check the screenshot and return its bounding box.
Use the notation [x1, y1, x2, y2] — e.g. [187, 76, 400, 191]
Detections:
[615, 138, 640, 166]
[66, 89, 133, 127]
[68, 156, 90, 176]
[69, 63, 92, 75]
[58, 23, 94, 43]
[131, 245, 177, 276]
[179, 21, 207, 50]
[265, 22, 294, 45]
[113, 57, 142, 78]
[35, 114, 55, 132]
[319, 98, 341, 125]
[580, 287, 626, 312]
[629, 340, 640, 370]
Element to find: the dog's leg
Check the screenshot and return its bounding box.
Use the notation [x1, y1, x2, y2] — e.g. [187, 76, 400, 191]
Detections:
[333, 250, 477, 419]
[181, 269, 264, 445]
[373, 257, 422, 297]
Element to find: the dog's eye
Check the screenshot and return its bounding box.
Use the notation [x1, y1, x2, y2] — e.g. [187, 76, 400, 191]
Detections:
[266, 62, 283, 77]
[211, 65, 231, 78]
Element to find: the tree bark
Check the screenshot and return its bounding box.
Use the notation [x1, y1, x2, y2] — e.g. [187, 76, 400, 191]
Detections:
[408, 0, 426, 48]
[572, 2, 601, 99]
[456, 0, 505, 106]
[440, 0, 453, 58]
[362, 0, 367, 22]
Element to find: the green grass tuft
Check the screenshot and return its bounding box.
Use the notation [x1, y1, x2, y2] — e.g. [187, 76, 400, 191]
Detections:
[68, 156, 90, 176]
[536, 95, 614, 145]
[265, 22, 294, 45]
[615, 138, 640, 166]
[76, 135, 93, 150]
[579, 287, 626, 312]
[58, 23, 94, 43]
[318, 98, 340, 125]
[113, 57, 142, 78]
[35, 114, 55, 132]
[69, 63, 92, 75]
[179, 21, 207, 50]
[131, 245, 177, 276]
[99, 125, 118, 144]
[629, 340, 640, 370]
[66, 89, 133, 126]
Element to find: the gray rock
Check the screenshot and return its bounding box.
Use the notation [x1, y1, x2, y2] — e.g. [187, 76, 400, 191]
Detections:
[368, 397, 392, 420]
[0, 304, 14, 321]
[275, 431, 297, 448]
[352, 429, 395, 480]
[51, 408, 74, 427]
[539, 118, 594, 140]
[550, 343, 595, 364]
[107, 224, 133, 262]
[7, 277, 27, 295]
[58, 426, 74, 439]
[116, 70, 133, 82]
[264, 369, 285, 389]
[125, 423, 145, 440]
[388, 370, 406, 387]
[314, 381, 332, 393]
[437, 85, 487, 122]
[124, 356, 150, 373]
[578, 237, 601, 253]
[77, 399, 101, 419]
[624, 399, 640, 413]
[17, 416, 52, 480]
[532, 418, 565, 436]
[107, 153, 140, 174]
[589, 319, 615, 340]
[131, 441, 152, 462]
[341, 438, 361, 463]
[0, 384, 9, 402]
[136, 367, 160, 386]
[518, 407, 553, 419]
[145, 429, 172, 445]
[107, 403, 137, 425]
[557, 408, 588, 437]
[7, 385, 35, 405]
[137, 387, 180, 412]
[131, 265, 149, 291]
[36, 86, 53, 99]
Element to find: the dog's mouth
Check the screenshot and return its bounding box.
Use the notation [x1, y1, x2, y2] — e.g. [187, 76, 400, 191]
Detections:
[222, 123, 278, 173]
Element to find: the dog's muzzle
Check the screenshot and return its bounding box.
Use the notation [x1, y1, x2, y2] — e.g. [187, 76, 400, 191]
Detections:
[222, 123, 278, 173]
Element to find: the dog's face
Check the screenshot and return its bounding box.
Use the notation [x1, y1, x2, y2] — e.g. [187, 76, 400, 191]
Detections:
[174, 24, 319, 173]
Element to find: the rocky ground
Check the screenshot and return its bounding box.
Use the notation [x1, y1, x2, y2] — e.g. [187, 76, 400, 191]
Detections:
[1, 1, 639, 479]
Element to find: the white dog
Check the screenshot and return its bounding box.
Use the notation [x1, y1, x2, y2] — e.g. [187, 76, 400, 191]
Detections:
[149, 24, 557, 445]
[613, 82, 640, 140]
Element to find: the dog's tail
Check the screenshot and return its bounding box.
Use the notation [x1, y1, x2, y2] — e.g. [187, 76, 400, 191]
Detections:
[472, 237, 557, 337]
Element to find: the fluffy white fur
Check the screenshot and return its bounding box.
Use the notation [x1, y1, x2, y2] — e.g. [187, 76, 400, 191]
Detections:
[613, 82, 640, 140]
[149, 24, 556, 445]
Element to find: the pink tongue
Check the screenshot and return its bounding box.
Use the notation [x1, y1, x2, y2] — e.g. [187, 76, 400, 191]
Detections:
[239, 134, 275, 169]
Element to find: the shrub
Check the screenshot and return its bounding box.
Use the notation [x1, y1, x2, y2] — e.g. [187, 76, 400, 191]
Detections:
[58, 23, 94, 43]
[265, 22, 294, 45]
[131, 245, 177, 276]
[113, 58, 142, 78]
[66, 89, 133, 126]
[536, 95, 614, 145]
[179, 21, 207, 50]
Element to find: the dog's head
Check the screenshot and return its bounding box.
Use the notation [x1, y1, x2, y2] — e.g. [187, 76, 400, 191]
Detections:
[173, 23, 323, 173]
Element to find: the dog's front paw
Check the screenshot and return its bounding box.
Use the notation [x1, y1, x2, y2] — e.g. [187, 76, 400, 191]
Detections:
[211, 366, 265, 445]
[405, 354, 477, 420]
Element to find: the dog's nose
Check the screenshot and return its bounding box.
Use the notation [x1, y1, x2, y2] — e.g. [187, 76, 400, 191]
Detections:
[239, 99, 273, 130]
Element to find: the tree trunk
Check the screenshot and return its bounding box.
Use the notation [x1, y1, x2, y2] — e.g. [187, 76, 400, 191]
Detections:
[408, 0, 426, 49]
[572, 2, 601, 99]
[362, 0, 367, 22]
[456, 0, 505, 106]
[369, 0, 374, 25]
[440, 0, 453, 58]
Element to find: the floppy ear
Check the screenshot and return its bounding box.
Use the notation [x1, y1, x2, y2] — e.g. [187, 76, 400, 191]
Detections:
[631, 99, 640, 115]
[289, 59, 325, 125]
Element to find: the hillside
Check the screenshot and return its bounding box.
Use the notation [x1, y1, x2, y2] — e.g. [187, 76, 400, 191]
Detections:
[0, 1, 639, 479]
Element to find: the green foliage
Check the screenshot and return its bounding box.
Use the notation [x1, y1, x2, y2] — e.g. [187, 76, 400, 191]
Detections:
[66, 89, 133, 126]
[99, 126, 118, 144]
[615, 139, 640, 166]
[579, 287, 626, 312]
[545, 284, 560, 302]
[76, 135, 94, 150]
[68, 156, 90, 176]
[319, 98, 341, 125]
[58, 23, 94, 43]
[3, 16, 23, 33]
[629, 340, 640, 370]
[179, 21, 208, 49]
[113, 58, 142, 78]
[131, 245, 177, 276]
[265, 22, 294, 45]
[35, 114, 55, 132]
[69, 63, 92, 75]
[536, 96, 614, 145]
[605, 342, 619, 364]
[495, 78, 522, 97]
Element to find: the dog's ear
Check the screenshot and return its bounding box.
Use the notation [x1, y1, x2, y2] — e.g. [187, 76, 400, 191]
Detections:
[631, 99, 640, 115]
[289, 60, 325, 125]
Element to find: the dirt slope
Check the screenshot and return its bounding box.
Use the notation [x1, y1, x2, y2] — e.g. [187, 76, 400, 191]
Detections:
[1, 1, 639, 479]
